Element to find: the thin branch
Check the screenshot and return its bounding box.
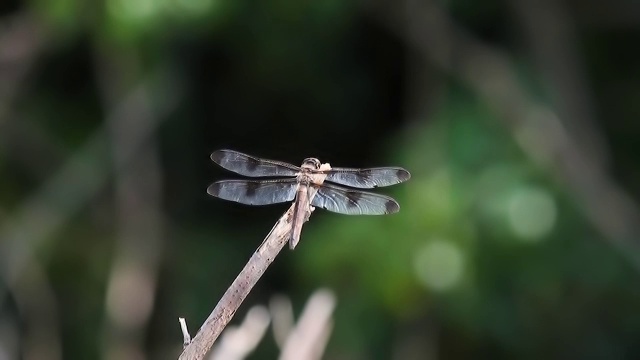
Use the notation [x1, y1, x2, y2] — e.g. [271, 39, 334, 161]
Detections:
[208, 305, 271, 360]
[0, 79, 177, 307]
[268, 294, 294, 349]
[279, 289, 336, 360]
[177, 205, 294, 359]
[0, 12, 44, 125]
[178, 166, 329, 360]
[368, 0, 640, 271]
[95, 45, 166, 360]
[510, 0, 608, 168]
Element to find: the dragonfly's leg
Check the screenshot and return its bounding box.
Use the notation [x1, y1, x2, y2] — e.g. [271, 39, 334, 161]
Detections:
[304, 205, 315, 222]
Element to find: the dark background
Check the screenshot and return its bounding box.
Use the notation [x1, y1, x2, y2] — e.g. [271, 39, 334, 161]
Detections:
[1, 0, 640, 359]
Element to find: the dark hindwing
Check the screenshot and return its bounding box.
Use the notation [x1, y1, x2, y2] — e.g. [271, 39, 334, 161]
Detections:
[324, 167, 411, 188]
[211, 149, 300, 177]
[207, 179, 297, 205]
[311, 183, 400, 215]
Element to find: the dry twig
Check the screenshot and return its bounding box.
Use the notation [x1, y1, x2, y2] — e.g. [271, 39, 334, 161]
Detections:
[178, 166, 329, 360]
[208, 306, 271, 360]
[269, 295, 294, 349]
[179, 318, 191, 348]
[279, 289, 336, 360]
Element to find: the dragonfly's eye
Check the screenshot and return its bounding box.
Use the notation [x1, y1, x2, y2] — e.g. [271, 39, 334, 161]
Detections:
[303, 157, 321, 169]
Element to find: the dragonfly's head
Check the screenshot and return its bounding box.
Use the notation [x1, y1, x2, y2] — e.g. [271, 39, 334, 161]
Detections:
[301, 157, 321, 170]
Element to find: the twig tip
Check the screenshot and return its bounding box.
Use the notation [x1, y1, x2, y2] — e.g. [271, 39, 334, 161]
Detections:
[179, 317, 191, 348]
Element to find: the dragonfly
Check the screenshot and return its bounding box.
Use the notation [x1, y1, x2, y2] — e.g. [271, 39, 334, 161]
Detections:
[207, 149, 411, 249]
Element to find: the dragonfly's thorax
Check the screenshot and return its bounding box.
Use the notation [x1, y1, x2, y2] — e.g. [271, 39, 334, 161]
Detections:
[297, 157, 321, 186]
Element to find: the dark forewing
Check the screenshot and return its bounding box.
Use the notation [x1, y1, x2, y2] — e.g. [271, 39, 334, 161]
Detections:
[211, 149, 300, 177]
[311, 183, 400, 215]
[324, 167, 411, 188]
[207, 179, 297, 205]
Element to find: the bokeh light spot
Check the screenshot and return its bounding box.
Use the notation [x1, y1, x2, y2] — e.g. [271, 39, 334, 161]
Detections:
[507, 186, 557, 242]
[414, 240, 464, 292]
